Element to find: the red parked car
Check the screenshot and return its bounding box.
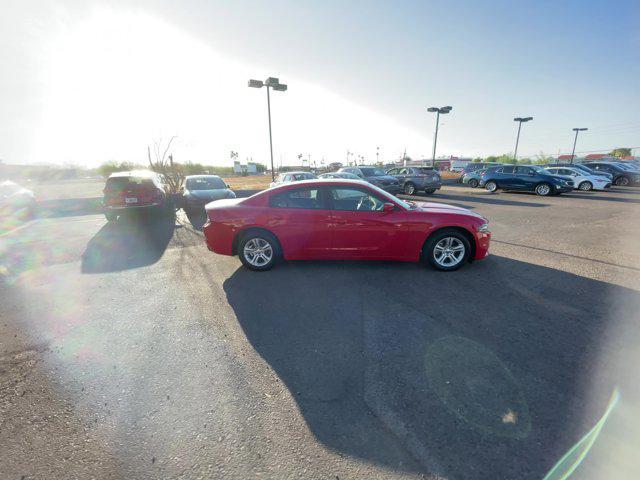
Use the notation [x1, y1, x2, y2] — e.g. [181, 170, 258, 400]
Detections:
[102, 171, 169, 221]
[203, 180, 491, 271]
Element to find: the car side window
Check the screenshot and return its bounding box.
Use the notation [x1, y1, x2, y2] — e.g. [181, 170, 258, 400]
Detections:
[515, 166, 532, 175]
[387, 168, 398, 175]
[330, 187, 387, 212]
[399, 168, 409, 175]
[269, 187, 324, 209]
[501, 166, 515, 174]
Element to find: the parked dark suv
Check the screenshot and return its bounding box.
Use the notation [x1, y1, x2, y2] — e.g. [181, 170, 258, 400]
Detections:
[582, 162, 640, 186]
[102, 171, 169, 221]
[385, 166, 442, 195]
[338, 166, 401, 193]
[480, 165, 574, 196]
[458, 162, 502, 182]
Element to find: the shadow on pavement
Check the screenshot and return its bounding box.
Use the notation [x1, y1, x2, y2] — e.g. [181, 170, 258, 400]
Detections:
[223, 256, 639, 479]
[81, 214, 175, 273]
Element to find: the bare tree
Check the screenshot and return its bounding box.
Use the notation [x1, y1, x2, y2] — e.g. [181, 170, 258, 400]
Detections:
[147, 136, 184, 195]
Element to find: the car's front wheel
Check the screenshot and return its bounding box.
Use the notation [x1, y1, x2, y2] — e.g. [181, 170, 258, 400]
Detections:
[404, 182, 417, 195]
[468, 178, 479, 188]
[423, 229, 470, 271]
[578, 181, 592, 191]
[485, 181, 498, 193]
[238, 231, 279, 271]
[535, 183, 552, 196]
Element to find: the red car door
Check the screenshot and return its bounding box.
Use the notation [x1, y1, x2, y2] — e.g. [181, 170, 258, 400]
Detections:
[327, 185, 409, 260]
[266, 186, 333, 260]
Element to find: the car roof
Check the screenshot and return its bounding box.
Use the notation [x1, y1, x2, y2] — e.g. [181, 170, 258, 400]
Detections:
[108, 170, 157, 178]
[281, 171, 314, 175]
[185, 174, 222, 179]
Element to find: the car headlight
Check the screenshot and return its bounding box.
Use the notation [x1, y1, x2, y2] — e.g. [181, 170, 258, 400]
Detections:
[478, 222, 489, 233]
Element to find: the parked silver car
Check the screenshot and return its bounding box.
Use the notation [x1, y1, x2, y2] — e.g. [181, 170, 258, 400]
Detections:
[385, 166, 442, 195]
[269, 171, 317, 188]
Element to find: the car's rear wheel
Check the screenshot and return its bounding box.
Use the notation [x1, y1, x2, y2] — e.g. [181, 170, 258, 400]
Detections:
[423, 229, 470, 271]
[615, 176, 629, 186]
[238, 231, 279, 271]
[404, 182, 417, 195]
[535, 183, 552, 196]
[468, 178, 479, 188]
[578, 181, 592, 191]
[485, 181, 498, 193]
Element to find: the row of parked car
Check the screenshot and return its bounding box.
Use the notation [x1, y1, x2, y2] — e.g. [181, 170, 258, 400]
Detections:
[459, 160, 640, 196]
[270, 166, 442, 196]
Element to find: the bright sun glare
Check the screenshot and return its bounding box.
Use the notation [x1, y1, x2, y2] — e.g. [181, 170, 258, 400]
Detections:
[32, 8, 437, 167]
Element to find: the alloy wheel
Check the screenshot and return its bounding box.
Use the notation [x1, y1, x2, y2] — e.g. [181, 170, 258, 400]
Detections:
[433, 237, 465, 268]
[536, 184, 551, 196]
[243, 238, 273, 267]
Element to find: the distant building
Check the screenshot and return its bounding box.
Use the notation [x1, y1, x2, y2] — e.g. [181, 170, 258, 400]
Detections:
[233, 161, 258, 174]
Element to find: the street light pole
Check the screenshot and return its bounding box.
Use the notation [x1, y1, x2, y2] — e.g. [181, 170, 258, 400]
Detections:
[513, 117, 533, 162]
[248, 77, 287, 182]
[265, 85, 274, 180]
[427, 106, 452, 168]
[570, 128, 588, 164]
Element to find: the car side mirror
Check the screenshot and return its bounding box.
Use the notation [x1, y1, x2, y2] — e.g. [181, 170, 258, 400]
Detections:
[383, 202, 395, 213]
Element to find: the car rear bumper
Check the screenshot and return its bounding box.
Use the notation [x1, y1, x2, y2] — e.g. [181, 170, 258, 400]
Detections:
[203, 221, 234, 256]
[416, 180, 442, 189]
[104, 201, 163, 211]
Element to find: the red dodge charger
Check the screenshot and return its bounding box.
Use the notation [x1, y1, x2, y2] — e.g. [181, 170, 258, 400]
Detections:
[203, 180, 491, 271]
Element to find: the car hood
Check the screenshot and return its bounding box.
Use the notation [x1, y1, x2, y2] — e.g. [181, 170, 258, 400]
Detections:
[411, 201, 485, 220]
[186, 189, 234, 201]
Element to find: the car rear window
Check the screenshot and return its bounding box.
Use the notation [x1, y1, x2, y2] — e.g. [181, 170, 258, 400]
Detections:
[270, 187, 323, 209]
[105, 176, 154, 191]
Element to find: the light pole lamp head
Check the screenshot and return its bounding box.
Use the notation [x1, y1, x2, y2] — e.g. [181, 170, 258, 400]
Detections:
[248, 79, 264, 88]
[427, 107, 439, 112]
[264, 77, 280, 87]
[272, 83, 288, 92]
[440, 106, 452, 114]
[573, 127, 588, 132]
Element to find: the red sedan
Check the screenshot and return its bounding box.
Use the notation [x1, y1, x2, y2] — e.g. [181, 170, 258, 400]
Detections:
[203, 180, 490, 271]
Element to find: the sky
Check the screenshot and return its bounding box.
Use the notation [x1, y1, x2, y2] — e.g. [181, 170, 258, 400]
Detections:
[1, 0, 639, 167]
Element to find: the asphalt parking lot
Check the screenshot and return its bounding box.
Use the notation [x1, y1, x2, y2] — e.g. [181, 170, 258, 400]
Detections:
[1, 184, 639, 479]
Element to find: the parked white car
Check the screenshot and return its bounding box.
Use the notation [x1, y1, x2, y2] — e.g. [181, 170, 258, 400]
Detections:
[269, 171, 317, 189]
[544, 166, 611, 191]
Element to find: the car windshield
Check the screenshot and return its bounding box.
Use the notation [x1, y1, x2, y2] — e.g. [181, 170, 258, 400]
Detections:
[360, 167, 386, 177]
[186, 177, 226, 190]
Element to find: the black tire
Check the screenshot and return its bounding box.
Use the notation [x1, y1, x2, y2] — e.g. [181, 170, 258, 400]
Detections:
[468, 178, 479, 188]
[238, 231, 280, 271]
[535, 183, 552, 196]
[424, 188, 436, 195]
[422, 229, 471, 271]
[105, 211, 117, 222]
[485, 181, 498, 193]
[404, 182, 417, 195]
[578, 181, 592, 191]
[615, 176, 629, 186]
